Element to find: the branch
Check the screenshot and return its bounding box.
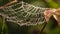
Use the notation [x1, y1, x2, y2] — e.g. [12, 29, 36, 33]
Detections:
[40, 22, 47, 34]
[0, 0, 17, 9]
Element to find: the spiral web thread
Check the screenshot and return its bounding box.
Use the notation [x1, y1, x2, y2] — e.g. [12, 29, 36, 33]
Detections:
[0, 1, 48, 26]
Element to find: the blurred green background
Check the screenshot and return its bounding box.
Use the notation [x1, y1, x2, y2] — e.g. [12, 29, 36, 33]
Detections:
[0, 0, 60, 34]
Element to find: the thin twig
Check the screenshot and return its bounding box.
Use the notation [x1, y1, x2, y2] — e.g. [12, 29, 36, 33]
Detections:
[40, 22, 47, 34]
[0, 0, 17, 9]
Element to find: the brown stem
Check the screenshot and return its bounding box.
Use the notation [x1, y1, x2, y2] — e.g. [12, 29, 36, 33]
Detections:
[0, 0, 17, 9]
[40, 22, 47, 34]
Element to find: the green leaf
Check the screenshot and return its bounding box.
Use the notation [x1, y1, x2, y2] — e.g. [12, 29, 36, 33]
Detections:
[45, 0, 60, 8]
[0, 16, 8, 34]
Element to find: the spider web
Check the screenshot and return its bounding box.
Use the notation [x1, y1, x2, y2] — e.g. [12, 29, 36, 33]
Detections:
[0, 1, 47, 26]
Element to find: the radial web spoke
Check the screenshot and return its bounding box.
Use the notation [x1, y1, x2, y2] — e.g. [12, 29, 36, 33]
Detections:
[0, 1, 47, 26]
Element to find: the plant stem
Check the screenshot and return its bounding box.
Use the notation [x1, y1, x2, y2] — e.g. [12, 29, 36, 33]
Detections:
[40, 22, 47, 34]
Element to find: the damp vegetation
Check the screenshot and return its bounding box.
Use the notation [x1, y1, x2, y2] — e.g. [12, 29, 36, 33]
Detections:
[0, 0, 60, 34]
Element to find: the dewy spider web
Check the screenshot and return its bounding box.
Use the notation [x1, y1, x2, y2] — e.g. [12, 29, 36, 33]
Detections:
[0, 1, 48, 26]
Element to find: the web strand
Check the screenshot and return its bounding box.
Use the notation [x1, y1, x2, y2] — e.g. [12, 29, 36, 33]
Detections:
[0, 1, 47, 26]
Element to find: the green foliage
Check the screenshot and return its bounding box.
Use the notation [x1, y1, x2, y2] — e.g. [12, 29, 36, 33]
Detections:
[0, 16, 8, 34]
[44, 0, 60, 8]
